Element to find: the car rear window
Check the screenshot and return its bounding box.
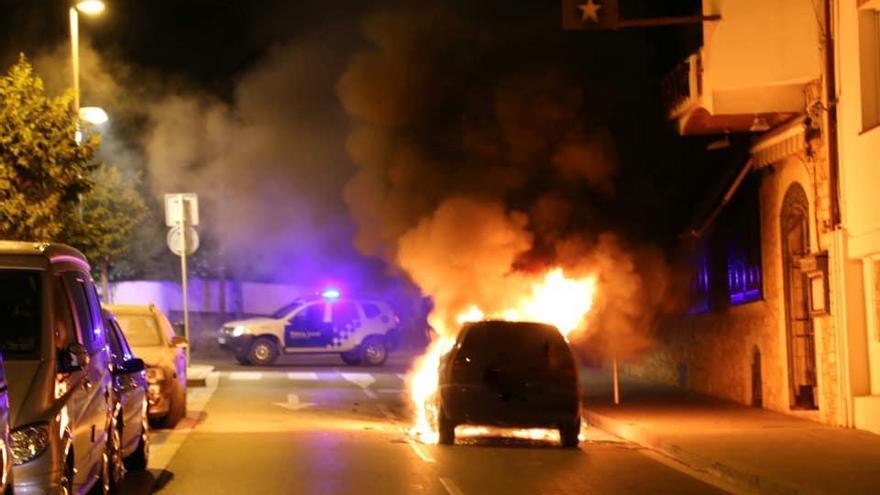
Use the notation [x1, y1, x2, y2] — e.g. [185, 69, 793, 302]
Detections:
[115, 314, 163, 347]
[0, 269, 42, 358]
[362, 303, 381, 318]
[458, 321, 573, 369]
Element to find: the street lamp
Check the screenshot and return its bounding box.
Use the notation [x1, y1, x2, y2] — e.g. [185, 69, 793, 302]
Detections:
[79, 106, 109, 125]
[69, 0, 107, 142]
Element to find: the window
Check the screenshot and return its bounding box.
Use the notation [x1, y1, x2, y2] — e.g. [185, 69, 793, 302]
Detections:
[332, 302, 359, 328]
[686, 174, 763, 311]
[63, 273, 97, 351]
[0, 269, 42, 358]
[860, 3, 880, 130]
[688, 243, 711, 314]
[725, 176, 763, 305]
[362, 303, 381, 319]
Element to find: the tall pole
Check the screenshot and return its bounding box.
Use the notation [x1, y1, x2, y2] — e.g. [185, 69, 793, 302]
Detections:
[179, 220, 191, 363]
[69, 8, 80, 114]
[612, 358, 620, 405]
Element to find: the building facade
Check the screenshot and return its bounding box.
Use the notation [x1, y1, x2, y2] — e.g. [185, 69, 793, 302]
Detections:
[636, 0, 879, 433]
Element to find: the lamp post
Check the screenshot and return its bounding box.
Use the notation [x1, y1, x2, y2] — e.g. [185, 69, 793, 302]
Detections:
[69, 0, 107, 141]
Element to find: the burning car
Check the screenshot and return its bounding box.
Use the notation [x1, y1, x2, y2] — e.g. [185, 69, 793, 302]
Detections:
[435, 320, 581, 448]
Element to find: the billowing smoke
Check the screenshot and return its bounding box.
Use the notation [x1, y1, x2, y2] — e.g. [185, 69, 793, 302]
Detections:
[338, 6, 674, 360]
[32, 37, 372, 284]
[141, 40, 363, 282]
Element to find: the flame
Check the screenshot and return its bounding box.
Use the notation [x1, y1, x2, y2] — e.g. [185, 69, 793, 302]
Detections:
[408, 267, 597, 444]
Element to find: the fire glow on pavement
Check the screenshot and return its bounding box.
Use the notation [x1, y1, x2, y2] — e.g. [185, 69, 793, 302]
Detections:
[408, 267, 597, 444]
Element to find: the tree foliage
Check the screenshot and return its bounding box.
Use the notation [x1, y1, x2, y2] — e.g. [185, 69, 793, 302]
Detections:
[61, 164, 149, 270]
[0, 54, 100, 241]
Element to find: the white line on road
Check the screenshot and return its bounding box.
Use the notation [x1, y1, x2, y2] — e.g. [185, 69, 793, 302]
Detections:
[397, 373, 407, 381]
[287, 372, 319, 381]
[439, 477, 465, 495]
[408, 441, 436, 463]
[341, 372, 377, 398]
[229, 371, 263, 381]
[376, 403, 397, 422]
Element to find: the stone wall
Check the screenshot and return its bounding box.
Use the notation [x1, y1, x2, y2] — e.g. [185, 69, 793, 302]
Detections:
[629, 147, 842, 426]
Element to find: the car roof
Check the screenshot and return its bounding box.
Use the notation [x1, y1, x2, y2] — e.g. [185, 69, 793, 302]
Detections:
[103, 303, 163, 316]
[0, 241, 89, 269]
[461, 320, 562, 336]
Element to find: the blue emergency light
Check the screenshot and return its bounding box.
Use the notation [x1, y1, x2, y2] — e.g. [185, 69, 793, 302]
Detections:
[322, 288, 341, 300]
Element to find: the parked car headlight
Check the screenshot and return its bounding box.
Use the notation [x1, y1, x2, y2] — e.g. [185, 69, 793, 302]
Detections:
[231, 325, 249, 337]
[146, 367, 166, 383]
[10, 423, 49, 465]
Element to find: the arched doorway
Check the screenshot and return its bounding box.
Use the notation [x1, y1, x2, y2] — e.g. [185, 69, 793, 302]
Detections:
[781, 183, 817, 410]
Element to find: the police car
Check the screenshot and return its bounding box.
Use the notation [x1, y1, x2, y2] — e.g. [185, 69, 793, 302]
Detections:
[218, 290, 400, 366]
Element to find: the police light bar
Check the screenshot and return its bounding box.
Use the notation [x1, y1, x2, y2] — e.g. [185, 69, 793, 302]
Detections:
[322, 288, 341, 300]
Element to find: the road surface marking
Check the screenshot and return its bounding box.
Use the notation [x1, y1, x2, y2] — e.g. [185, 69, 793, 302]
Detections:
[229, 371, 263, 381]
[287, 372, 319, 381]
[376, 403, 397, 421]
[397, 373, 407, 381]
[408, 441, 436, 463]
[272, 393, 315, 411]
[439, 477, 464, 495]
[341, 372, 377, 398]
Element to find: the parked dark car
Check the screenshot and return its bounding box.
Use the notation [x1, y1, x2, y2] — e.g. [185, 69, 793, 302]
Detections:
[106, 304, 188, 427]
[437, 320, 581, 448]
[0, 241, 115, 494]
[102, 308, 150, 480]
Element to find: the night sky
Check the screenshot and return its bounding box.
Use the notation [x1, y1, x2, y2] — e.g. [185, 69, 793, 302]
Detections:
[0, 0, 738, 284]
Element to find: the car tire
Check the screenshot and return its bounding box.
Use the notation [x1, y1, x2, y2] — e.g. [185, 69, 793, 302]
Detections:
[86, 442, 111, 494]
[108, 414, 125, 489]
[340, 349, 362, 365]
[438, 409, 456, 446]
[165, 382, 187, 427]
[124, 411, 150, 471]
[559, 420, 580, 448]
[360, 336, 388, 366]
[248, 337, 280, 366]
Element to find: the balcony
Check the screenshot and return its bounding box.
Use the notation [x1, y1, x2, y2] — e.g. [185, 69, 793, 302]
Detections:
[663, 0, 822, 136]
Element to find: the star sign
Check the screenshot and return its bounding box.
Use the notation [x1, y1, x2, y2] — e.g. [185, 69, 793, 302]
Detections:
[578, 0, 602, 23]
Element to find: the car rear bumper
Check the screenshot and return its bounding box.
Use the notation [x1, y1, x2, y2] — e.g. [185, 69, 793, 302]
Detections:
[440, 385, 579, 427]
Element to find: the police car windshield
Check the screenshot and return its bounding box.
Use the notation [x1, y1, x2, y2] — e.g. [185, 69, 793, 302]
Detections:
[0, 269, 42, 359]
[271, 301, 304, 319]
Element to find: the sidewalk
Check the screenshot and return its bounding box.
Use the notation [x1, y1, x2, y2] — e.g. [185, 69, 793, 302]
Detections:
[581, 368, 880, 495]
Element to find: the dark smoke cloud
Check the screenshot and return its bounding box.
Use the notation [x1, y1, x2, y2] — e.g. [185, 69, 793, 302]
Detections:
[338, 5, 674, 360]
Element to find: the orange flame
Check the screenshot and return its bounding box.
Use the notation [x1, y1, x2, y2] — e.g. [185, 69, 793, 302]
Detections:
[408, 267, 596, 443]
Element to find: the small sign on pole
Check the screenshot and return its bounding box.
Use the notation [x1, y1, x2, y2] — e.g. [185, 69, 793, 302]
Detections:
[165, 193, 199, 227]
[164, 193, 200, 364]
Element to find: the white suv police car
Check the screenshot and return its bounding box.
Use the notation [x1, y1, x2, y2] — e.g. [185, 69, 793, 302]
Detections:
[218, 291, 400, 366]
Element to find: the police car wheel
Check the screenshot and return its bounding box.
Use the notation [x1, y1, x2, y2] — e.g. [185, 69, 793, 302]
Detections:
[248, 337, 279, 366]
[360, 336, 387, 366]
[340, 350, 362, 365]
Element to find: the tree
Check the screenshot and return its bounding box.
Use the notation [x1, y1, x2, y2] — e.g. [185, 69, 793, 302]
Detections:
[0, 54, 99, 240]
[61, 164, 149, 297]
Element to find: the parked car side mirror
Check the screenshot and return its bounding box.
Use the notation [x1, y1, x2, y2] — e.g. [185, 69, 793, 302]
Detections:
[114, 358, 145, 376]
[58, 343, 88, 373]
[171, 336, 188, 348]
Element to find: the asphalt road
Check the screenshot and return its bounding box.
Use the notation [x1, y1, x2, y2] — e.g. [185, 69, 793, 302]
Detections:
[115, 356, 731, 495]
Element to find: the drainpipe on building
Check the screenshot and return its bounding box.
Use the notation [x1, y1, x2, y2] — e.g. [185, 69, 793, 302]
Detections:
[823, 0, 853, 428]
[824, 0, 842, 228]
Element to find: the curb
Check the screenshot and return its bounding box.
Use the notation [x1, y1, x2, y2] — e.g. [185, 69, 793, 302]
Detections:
[186, 365, 215, 388]
[583, 409, 802, 495]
